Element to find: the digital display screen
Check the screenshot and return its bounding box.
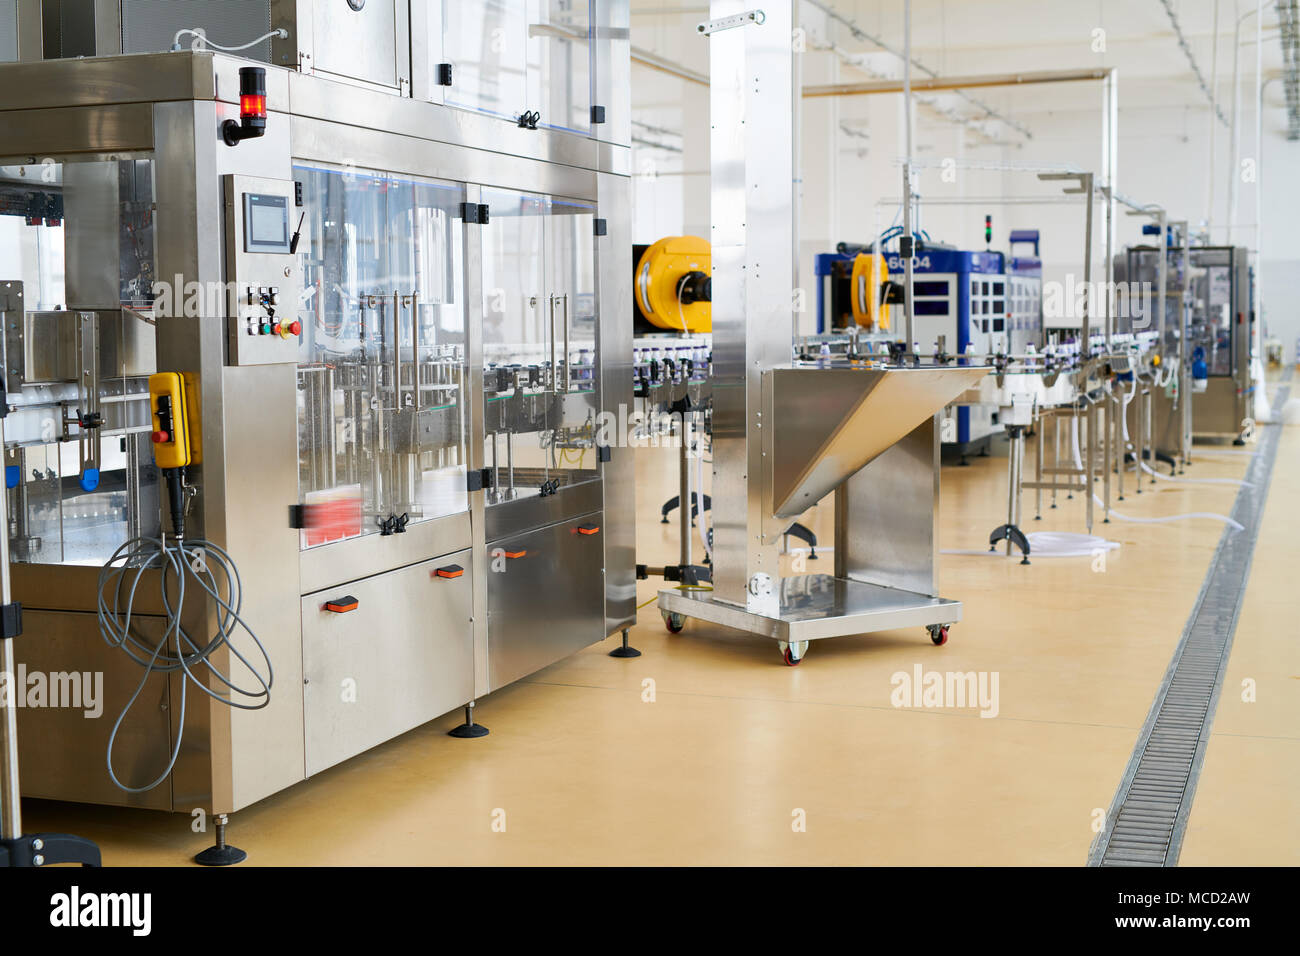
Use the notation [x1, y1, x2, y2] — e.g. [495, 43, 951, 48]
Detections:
[244, 193, 290, 253]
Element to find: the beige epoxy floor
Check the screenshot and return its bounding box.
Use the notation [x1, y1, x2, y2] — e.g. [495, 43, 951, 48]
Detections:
[19, 387, 1300, 865]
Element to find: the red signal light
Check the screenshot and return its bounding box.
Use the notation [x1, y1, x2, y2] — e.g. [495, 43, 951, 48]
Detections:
[240, 93, 267, 120]
[223, 67, 268, 147]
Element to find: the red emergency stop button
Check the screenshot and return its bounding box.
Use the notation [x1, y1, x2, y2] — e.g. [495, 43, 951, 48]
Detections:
[289, 320, 302, 335]
[151, 430, 170, 443]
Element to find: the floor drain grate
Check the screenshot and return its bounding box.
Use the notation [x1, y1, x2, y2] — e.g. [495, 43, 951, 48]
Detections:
[1088, 376, 1292, 867]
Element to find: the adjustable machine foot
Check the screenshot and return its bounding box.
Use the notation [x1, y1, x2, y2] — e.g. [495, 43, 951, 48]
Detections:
[989, 524, 1031, 565]
[448, 701, 490, 739]
[195, 813, 245, 867]
[609, 628, 641, 658]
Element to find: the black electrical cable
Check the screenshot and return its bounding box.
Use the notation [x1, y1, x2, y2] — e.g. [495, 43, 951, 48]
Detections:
[97, 534, 272, 793]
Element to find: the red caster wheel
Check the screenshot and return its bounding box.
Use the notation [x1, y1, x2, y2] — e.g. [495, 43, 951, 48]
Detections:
[928, 624, 950, 646]
[778, 640, 808, 665]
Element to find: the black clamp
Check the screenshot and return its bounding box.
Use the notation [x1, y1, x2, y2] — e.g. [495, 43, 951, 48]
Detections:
[538, 478, 560, 497]
[664, 564, 712, 586]
[1, 833, 101, 868]
[667, 393, 695, 416]
[378, 512, 410, 536]
[517, 110, 541, 130]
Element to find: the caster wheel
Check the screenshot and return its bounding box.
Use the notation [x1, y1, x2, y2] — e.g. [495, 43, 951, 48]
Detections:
[662, 611, 686, 634]
[929, 625, 950, 646]
[778, 640, 808, 665]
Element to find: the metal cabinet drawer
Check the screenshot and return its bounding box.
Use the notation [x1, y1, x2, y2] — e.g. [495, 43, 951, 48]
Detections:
[487, 512, 605, 692]
[302, 550, 473, 776]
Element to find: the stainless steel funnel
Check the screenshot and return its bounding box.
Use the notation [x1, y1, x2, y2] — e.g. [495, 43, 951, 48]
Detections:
[765, 365, 988, 518]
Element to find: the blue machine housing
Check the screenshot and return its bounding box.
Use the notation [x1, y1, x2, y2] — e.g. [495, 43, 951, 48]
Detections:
[816, 241, 1043, 452]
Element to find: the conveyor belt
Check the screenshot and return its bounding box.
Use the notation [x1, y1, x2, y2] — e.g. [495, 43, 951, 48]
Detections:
[1088, 373, 1291, 867]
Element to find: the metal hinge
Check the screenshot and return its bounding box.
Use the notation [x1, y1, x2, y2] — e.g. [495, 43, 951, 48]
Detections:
[697, 9, 765, 35]
[597, 444, 612, 462]
[288, 504, 305, 530]
[460, 203, 490, 225]
[467, 468, 494, 492]
[436, 63, 453, 86]
[594, 218, 607, 237]
[590, 104, 606, 125]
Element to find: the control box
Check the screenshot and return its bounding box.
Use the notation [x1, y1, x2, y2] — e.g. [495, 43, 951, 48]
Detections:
[223, 174, 303, 366]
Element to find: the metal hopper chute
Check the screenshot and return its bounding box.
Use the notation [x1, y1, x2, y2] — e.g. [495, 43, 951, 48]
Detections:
[766, 365, 989, 518]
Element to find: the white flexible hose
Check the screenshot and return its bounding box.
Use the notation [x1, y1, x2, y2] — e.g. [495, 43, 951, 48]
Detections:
[172, 27, 287, 52]
[1072, 416, 1243, 530]
[692, 431, 713, 563]
[1119, 372, 1252, 487]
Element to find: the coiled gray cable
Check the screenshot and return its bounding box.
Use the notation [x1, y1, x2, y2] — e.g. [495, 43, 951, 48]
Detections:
[97, 535, 272, 793]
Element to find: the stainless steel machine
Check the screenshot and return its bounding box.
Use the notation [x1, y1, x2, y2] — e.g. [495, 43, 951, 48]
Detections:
[0, 0, 634, 854]
[655, 2, 986, 665]
[1119, 244, 1254, 450]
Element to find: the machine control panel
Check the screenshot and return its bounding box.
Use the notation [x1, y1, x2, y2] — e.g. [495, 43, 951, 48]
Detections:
[223, 175, 303, 366]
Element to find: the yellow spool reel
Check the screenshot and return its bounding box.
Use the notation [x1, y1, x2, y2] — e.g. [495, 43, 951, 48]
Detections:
[635, 235, 712, 333]
[848, 252, 892, 332]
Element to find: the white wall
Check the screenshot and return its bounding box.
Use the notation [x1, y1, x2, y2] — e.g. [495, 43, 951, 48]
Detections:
[631, 0, 1300, 355]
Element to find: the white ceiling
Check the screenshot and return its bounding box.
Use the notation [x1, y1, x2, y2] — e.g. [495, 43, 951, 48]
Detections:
[630, 1, 1293, 135]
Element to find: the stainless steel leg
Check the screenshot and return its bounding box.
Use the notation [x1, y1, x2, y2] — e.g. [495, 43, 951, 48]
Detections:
[1005, 432, 1017, 556]
[1102, 393, 1111, 522]
[1051, 413, 1061, 509]
[1085, 403, 1095, 534]
[1034, 410, 1044, 519]
[679, 420, 692, 570]
[1115, 391, 1125, 501]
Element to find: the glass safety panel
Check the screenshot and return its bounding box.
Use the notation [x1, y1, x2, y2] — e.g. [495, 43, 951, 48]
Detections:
[480, 187, 599, 505]
[1, 158, 161, 566]
[1122, 248, 1182, 355]
[531, 0, 593, 135]
[546, 198, 599, 481]
[443, 0, 531, 124]
[1187, 251, 1234, 377]
[442, 0, 593, 136]
[294, 164, 469, 549]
